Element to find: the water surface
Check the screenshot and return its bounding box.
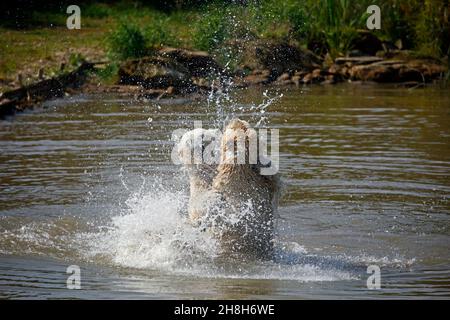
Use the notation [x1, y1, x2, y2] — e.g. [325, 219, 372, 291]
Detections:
[0, 83, 449, 299]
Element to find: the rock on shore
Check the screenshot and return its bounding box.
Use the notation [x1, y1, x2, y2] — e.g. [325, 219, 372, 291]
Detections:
[2, 39, 447, 118]
[118, 48, 225, 94]
[116, 41, 447, 96]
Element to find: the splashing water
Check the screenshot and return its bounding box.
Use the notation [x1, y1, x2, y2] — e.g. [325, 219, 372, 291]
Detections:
[206, 76, 283, 129]
[254, 90, 284, 127]
[66, 167, 413, 282]
[2, 83, 448, 298]
[82, 185, 219, 272]
[68, 85, 407, 281]
[77, 178, 356, 281]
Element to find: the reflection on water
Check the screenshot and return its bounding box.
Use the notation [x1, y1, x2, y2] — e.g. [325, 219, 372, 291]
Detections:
[0, 83, 449, 299]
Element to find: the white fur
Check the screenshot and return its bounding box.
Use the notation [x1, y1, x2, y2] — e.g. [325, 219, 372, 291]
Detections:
[177, 120, 281, 258]
[176, 128, 221, 221]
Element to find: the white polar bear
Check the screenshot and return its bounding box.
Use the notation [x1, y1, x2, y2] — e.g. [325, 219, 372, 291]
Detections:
[176, 119, 281, 258]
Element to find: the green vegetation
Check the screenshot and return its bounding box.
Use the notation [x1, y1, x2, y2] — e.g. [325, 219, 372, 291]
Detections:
[414, 0, 450, 58]
[300, 0, 369, 57]
[193, 6, 230, 52]
[0, 0, 448, 84]
[107, 21, 147, 60]
[144, 16, 179, 48]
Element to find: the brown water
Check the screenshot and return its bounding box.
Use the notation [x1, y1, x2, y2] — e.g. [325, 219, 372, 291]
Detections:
[0, 83, 449, 299]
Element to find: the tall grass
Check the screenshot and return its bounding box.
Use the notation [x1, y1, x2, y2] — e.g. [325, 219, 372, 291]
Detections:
[300, 0, 370, 58]
[20, 0, 448, 67]
[144, 17, 179, 48]
[107, 21, 147, 60]
[414, 0, 450, 58]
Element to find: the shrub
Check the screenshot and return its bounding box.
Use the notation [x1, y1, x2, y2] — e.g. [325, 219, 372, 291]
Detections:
[145, 17, 179, 48]
[83, 3, 112, 18]
[107, 21, 147, 60]
[286, 7, 308, 40]
[192, 6, 230, 51]
[414, 0, 450, 58]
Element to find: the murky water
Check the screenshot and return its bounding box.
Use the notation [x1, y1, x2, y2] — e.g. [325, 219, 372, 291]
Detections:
[0, 83, 449, 299]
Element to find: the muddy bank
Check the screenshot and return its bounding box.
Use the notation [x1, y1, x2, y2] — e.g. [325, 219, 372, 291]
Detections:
[1, 39, 448, 118]
[108, 40, 448, 95]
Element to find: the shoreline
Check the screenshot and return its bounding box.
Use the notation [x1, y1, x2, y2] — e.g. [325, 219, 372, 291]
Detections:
[2, 77, 448, 121]
[1, 45, 448, 119]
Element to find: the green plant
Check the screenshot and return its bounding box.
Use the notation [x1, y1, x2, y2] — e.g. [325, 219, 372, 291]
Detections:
[145, 17, 179, 48]
[414, 0, 450, 58]
[286, 7, 308, 40]
[380, 0, 419, 50]
[193, 6, 230, 51]
[302, 0, 370, 57]
[96, 62, 119, 84]
[107, 21, 147, 60]
[83, 3, 112, 18]
[68, 53, 86, 67]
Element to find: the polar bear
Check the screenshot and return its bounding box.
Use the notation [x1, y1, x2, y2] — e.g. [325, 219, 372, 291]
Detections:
[211, 119, 280, 258]
[176, 119, 281, 258]
[176, 127, 221, 221]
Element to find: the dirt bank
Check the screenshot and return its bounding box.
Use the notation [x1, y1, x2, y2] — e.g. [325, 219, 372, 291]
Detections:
[1, 40, 448, 118]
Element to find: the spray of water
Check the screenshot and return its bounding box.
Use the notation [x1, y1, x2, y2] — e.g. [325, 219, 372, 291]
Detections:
[0, 80, 413, 282]
[206, 70, 283, 129]
[81, 184, 219, 271]
[75, 174, 358, 281]
[72, 84, 360, 281]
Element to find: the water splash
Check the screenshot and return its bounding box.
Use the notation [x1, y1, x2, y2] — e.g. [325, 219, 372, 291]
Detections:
[206, 76, 283, 129]
[0, 84, 416, 283]
[78, 181, 358, 281]
[254, 90, 284, 127]
[0, 173, 414, 282]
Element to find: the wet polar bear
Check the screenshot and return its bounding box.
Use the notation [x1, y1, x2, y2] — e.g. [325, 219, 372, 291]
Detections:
[176, 119, 281, 259]
[176, 127, 222, 222]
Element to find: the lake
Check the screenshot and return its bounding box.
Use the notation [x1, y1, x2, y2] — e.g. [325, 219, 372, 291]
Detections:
[0, 83, 449, 299]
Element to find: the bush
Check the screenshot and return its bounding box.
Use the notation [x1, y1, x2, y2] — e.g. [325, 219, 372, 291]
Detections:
[286, 8, 308, 40]
[107, 21, 147, 60]
[83, 3, 112, 18]
[414, 0, 450, 58]
[193, 6, 230, 51]
[96, 62, 119, 84]
[254, 0, 309, 40]
[145, 17, 179, 48]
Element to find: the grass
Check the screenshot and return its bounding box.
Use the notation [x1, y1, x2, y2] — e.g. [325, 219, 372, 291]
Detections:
[0, 0, 448, 87]
[414, 0, 450, 59]
[0, 3, 189, 82]
[192, 5, 231, 52]
[0, 25, 107, 81]
[107, 21, 147, 60]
